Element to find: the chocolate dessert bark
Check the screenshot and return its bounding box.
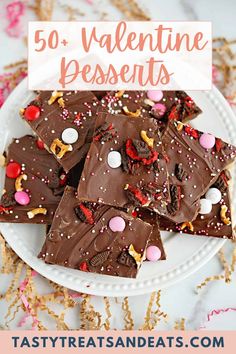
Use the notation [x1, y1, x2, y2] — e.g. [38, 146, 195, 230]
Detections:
[21, 91, 100, 172]
[0, 135, 66, 224]
[39, 186, 161, 278]
[77, 111, 170, 215]
[100, 90, 202, 128]
[159, 171, 235, 239]
[161, 121, 236, 223]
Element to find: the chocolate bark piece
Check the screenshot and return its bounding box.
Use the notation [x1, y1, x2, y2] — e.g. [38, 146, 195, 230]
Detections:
[39, 186, 154, 278]
[21, 91, 100, 172]
[133, 208, 166, 260]
[0, 135, 66, 224]
[100, 90, 202, 128]
[77, 112, 170, 215]
[161, 122, 236, 223]
[159, 172, 235, 239]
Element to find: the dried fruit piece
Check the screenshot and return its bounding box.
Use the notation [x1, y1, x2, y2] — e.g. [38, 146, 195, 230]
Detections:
[117, 251, 136, 268]
[90, 250, 110, 267]
[79, 261, 89, 272]
[124, 184, 149, 207]
[93, 123, 116, 142]
[184, 125, 199, 139]
[74, 202, 94, 224]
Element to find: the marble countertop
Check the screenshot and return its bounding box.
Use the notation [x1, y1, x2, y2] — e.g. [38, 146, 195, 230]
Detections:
[0, 0, 235, 330]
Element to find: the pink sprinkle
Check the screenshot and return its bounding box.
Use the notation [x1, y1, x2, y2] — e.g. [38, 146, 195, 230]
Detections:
[5, 1, 25, 38]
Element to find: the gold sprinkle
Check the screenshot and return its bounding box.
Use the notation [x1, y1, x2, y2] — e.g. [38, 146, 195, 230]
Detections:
[220, 205, 231, 225]
[180, 221, 194, 232]
[27, 208, 47, 219]
[15, 174, 27, 192]
[123, 106, 141, 117]
[48, 91, 63, 105]
[140, 130, 154, 148]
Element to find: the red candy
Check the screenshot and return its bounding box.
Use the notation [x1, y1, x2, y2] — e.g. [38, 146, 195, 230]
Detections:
[24, 105, 40, 121]
[36, 139, 45, 150]
[59, 172, 67, 186]
[79, 262, 89, 272]
[6, 162, 21, 179]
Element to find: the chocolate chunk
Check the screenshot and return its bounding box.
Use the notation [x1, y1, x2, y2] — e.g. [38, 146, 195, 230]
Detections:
[167, 185, 180, 215]
[175, 163, 187, 182]
[0, 190, 16, 207]
[132, 139, 150, 159]
[213, 172, 230, 192]
[93, 123, 116, 142]
[90, 250, 110, 266]
[117, 251, 136, 268]
[48, 169, 61, 189]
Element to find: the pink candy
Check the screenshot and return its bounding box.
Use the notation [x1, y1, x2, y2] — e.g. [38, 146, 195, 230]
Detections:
[109, 216, 126, 232]
[14, 191, 30, 205]
[199, 133, 216, 149]
[146, 245, 161, 262]
[151, 103, 166, 118]
[147, 90, 163, 102]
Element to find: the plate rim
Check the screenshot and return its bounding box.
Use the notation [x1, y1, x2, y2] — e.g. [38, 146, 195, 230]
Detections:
[0, 79, 235, 296]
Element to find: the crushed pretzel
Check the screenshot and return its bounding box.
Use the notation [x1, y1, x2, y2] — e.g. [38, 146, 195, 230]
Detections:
[128, 244, 143, 267]
[177, 122, 184, 131]
[123, 106, 141, 117]
[15, 174, 27, 192]
[0, 154, 6, 167]
[115, 90, 125, 98]
[220, 205, 231, 225]
[48, 91, 63, 105]
[140, 130, 154, 148]
[19, 108, 25, 116]
[50, 138, 72, 159]
[180, 221, 194, 232]
[58, 97, 65, 108]
[27, 208, 47, 219]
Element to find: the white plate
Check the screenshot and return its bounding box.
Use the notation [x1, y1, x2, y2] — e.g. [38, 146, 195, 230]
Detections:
[0, 80, 236, 296]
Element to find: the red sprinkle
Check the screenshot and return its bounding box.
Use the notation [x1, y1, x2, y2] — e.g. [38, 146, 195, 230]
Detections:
[59, 172, 67, 186]
[184, 125, 199, 139]
[131, 210, 138, 218]
[36, 139, 45, 150]
[24, 105, 41, 121]
[6, 162, 21, 179]
[79, 203, 94, 224]
[79, 262, 89, 272]
[168, 105, 179, 120]
[215, 138, 223, 152]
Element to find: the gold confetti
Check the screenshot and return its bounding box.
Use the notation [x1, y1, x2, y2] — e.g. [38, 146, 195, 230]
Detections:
[122, 297, 134, 330]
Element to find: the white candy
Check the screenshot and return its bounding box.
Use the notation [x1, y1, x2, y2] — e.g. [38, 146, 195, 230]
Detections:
[199, 198, 212, 215]
[205, 188, 222, 204]
[107, 151, 122, 169]
[61, 128, 79, 144]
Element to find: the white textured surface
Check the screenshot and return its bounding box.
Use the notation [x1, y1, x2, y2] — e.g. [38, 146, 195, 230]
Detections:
[0, 0, 236, 329]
